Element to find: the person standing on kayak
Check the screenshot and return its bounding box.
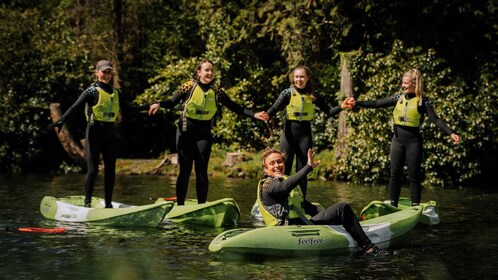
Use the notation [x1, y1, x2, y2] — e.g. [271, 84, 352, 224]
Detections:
[257, 148, 389, 255]
[48, 60, 121, 208]
[148, 58, 267, 205]
[348, 68, 460, 207]
[260, 65, 353, 198]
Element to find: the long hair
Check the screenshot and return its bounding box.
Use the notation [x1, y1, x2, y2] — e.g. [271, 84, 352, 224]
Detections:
[192, 58, 215, 81]
[403, 68, 423, 103]
[288, 65, 315, 96]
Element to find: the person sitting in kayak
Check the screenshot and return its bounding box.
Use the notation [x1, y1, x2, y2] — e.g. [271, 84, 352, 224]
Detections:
[257, 148, 389, 255]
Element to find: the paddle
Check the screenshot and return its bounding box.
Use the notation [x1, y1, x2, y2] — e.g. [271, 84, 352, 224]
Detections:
[18, 227, 66, 233]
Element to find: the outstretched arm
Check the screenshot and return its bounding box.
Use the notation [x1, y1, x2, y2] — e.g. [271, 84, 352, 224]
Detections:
[254, 111, 269, 121]
[47, 90, 91, 131]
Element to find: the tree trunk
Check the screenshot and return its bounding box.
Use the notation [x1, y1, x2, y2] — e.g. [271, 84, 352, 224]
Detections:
[49, 103, 86, 168]
[112, 0, 124, 89]
[334, 56, 353, 159]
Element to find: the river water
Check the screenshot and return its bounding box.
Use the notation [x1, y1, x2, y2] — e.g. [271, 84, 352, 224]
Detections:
[1, 174, 497, 280]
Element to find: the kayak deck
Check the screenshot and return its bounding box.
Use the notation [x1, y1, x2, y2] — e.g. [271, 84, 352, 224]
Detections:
[40, 196, 174, 227]
[360, 197, 440, 225]
[209, 205, 422, 256]
[156, 198, 241, 227]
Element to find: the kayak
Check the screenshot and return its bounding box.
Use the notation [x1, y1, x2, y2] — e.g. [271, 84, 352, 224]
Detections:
[156, 198, 240, 227]
[40, 196, 174, 227]
[209, 205, 423, 256]
[360, 197, 440, 225]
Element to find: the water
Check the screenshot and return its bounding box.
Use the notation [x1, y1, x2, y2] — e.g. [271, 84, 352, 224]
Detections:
[1, 174, 497, 280]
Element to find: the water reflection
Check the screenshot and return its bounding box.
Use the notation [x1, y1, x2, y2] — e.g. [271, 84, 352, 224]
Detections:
[1, 174, 497, 279]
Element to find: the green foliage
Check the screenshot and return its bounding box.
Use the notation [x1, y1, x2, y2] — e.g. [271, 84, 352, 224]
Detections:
[0, 0, 496, 189]
[0, 4, 90, 172]
[337, 41, 498, 187]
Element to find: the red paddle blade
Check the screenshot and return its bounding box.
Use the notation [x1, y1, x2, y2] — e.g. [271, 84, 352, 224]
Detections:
[163, 196, 177, 201]
[18, 227, 66, 233]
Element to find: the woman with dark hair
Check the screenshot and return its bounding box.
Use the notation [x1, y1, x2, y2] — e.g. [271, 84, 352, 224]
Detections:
[48, 60, 120, 208]
[149, 59, 267, 205]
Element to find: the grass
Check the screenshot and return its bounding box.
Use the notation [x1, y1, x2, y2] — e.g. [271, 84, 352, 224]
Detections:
[115, 149, 340, 181]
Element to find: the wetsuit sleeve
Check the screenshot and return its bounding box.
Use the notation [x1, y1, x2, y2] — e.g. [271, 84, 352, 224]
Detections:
[266, 89, 291, 117]
[423, 99, 456, 135]
[57, 88, 95, 123]
[216, 88, 255, 117]
[314, 92, 342, 116]
[156, 82, 192, 108]
[356, 94, 399, 108]
[265, 165, 314, 194]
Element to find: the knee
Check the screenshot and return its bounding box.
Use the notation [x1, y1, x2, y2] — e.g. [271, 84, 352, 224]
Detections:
[338, 202, 354, 214]
[336, 202, 349, 209]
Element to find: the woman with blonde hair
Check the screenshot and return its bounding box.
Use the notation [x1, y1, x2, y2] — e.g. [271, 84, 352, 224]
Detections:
[350, 68, 460, 207]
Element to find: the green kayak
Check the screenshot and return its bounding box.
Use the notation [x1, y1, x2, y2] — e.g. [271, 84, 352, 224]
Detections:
[360, 197, 440, 225]
[209, 205, 422, 256]
[156, 198, 240, 227]
[40, 196, 174, 227]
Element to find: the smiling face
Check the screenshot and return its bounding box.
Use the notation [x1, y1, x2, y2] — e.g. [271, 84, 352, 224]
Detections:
[196, 61, 215, 84]
[96, 69, 113, 84]
[263, 152, 285, 177]
[292, 68, 309, 89]
[401, 75, 415, 94]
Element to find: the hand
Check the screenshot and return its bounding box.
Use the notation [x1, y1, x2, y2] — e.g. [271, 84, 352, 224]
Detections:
[254, 111, 269, 121]
[47, 120, 63, 133]
[149, 103, 160, 115]
[341, 97, 356, 109]
[450, 133, 460, 145]
[307, 148, 321, 169]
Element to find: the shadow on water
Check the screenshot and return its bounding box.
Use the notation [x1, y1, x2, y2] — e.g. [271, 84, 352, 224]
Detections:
[1, 174, 497, 279]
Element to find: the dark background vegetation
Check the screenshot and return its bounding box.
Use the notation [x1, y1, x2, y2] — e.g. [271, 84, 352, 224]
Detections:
[0, 0, 496, 188]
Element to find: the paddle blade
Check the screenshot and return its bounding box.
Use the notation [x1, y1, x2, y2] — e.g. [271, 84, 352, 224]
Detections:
[18, 227, 66, 233]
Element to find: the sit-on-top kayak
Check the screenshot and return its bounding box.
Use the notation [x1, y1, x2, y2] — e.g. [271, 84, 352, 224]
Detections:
[209, 205, 423, 256]
[40, 196, 174, 227]
[360, 197, 440, 225]
[156, 198, 240, 227]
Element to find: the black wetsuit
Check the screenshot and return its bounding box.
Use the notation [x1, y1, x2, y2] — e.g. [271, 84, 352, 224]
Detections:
[56, 81, 121, 207]
[259, 165, 373, 249]
[157, 80, 255, 205]
[267, 87, 343, 198]
[356, 93, 456, 206]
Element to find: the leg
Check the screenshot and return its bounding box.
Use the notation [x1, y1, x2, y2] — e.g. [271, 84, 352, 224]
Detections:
[84, 124, 103, 206]
[406, 136, 423, 205]
[280, 127, 295, 177]
[101, 129, 117, 208]
[176, 129, 194, 205]
[193, 135, 212, 204]
[295, 130, 312, 198]
[311, 202, 372, 248]
[389, 137, 405, 207]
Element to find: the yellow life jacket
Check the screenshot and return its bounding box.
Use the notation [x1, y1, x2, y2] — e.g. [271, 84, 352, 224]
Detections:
[393, 94, 422, 127]
[183, 82, 217, 121]
[285, 87, 314, 121]
[86, 87, 119, 122]
[257, 175, 309, 226]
